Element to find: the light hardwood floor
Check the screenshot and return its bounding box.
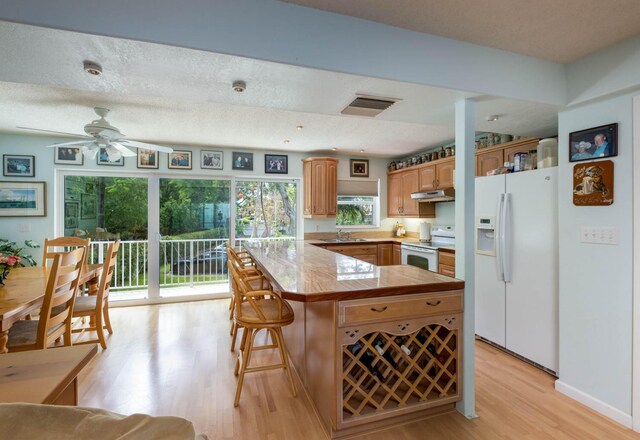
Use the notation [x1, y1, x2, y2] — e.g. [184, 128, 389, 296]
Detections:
[78, 300, 640, 439]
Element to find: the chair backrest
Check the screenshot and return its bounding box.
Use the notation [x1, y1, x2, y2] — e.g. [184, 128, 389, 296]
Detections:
[228, 261, 283, 322]
[96, 240, 120, 305]
[37, 247, 86, 349]
[42, 237, 90, 267]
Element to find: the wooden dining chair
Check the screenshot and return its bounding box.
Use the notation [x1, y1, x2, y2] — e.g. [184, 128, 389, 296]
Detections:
[7, 247, 86, 352]
[228, 261, 296, 407]
[42, 237, 90, 267]
[68, 240, 120, 349]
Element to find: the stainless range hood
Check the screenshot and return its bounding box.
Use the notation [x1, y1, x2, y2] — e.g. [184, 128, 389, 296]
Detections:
[411, 188, 455, 202]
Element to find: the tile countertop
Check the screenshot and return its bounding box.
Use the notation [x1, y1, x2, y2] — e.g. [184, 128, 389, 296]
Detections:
[241, 240, 463, 302]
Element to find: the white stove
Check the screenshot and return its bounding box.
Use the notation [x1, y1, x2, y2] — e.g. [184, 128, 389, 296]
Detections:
[401, 226, 455, 272]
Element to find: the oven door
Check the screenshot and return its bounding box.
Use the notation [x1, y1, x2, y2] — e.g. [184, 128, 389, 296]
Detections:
[401, 245, 437, 272]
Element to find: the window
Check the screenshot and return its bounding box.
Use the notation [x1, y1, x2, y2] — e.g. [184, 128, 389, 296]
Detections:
[336, 179, 380, 228]
[336, 196, 379, 228]
[235, 180, 297, 240]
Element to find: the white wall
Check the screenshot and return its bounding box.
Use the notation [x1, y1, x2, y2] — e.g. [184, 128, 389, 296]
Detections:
[557, 92, 636, 421]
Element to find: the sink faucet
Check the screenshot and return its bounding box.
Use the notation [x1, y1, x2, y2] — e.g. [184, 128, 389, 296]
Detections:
[337, 229, 351, 241]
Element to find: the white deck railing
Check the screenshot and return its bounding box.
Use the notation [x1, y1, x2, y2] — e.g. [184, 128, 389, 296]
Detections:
[88, 236, 295, 292]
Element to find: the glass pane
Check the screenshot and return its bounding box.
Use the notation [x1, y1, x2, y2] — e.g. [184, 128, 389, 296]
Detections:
[337, 196, 374, 227]
[63, 175, 149, 300]
[235, 180, 297, 243]
[407, 255, 430, 271]
[159, 178, 231, 297]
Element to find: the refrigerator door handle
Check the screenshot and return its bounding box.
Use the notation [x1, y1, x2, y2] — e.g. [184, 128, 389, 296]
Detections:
[502, 193, 512, 283]
[495, 193, 505, 281]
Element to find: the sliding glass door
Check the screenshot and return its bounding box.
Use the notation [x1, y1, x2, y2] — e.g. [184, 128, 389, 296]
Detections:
[61, 171, 298, 303]
[158, 178, 230, 298]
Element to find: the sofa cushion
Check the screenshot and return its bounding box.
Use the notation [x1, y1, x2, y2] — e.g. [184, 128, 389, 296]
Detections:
[0, 403, 208, 440]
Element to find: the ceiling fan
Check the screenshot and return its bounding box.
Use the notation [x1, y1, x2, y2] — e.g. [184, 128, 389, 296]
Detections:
[18, 107, 173, 162]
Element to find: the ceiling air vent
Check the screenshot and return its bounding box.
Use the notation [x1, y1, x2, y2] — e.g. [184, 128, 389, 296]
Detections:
[341, 95, 398, 117]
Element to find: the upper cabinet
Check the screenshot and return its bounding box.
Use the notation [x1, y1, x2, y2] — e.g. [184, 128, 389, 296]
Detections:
[475, 138, 540, 177]
[388, 169, 435, 218]
[303, 157, 338, 218]
[417, 158, 455, 191]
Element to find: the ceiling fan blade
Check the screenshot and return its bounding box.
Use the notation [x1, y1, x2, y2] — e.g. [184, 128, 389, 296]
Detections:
[110, 142, 137, 157]
[45, 140, 95, 148]
[17, 126, 88, 138]
[121, 139, 173, 154]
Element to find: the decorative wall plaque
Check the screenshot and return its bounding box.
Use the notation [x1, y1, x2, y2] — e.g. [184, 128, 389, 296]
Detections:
[573, 160, 614, 206]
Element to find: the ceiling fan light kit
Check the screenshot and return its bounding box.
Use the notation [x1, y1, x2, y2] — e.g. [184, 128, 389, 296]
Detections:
[19, 107, 173, 163]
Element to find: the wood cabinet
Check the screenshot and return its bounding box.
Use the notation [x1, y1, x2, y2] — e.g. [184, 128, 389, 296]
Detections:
[476, 149, 504, 177]
[302, 157, 338, 218]
[438, 250, 455, 277]
[377, 244, 392, 266]
[503, 139, 538, 164]
[392, 244, 401, 265]
[388, 169, 435, 218]
[436, 159, 455, 188]
[418, 166, 437, 191]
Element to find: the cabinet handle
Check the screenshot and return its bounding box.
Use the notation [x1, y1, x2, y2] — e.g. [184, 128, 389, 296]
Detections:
[426, 300, 441, 307]
[370, 306, 388, 313]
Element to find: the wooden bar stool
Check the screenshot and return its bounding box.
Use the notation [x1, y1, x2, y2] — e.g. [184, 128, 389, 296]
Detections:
[226, 244, 260, 321]
[228, 262, 296, 407]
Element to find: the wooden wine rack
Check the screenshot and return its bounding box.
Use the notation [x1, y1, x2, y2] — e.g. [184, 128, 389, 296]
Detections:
[340, 322, 459, 422]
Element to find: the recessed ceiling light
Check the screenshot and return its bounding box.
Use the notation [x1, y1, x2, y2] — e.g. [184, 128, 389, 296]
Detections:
[486, 115, 500, 122]
[232, 80, 246, 93]
[296, 125, 303, 130]
[359, 149, 365, 153]
[83, 60, 102, 76]
[331, 148, 337, 151]
[284, 140, 290, 144]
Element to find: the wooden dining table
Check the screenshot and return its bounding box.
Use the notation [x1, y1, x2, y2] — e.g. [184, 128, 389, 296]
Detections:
[0, 264, 102, 354]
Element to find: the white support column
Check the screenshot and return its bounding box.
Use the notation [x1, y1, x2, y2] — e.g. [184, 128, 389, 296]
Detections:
[454, 98, 477, 418]
[147, 176, 160, 299]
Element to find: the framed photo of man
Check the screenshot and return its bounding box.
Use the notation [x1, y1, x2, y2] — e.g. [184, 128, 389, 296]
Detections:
[201, 150, 223, 170]
[265, 154, 288, 174]
[232, 152, 253, 171]
[54, 146, 84, 165]
[569, 123, 618, 163]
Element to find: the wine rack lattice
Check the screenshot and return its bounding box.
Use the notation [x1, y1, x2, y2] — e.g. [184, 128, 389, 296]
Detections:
[341, 324, 458, 419]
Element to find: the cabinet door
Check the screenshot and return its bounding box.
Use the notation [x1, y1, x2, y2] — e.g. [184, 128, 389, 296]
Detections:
[418, 166, 436, 191]
[387, 174, 402, 217]
[377, 244, 392, 266]
[401, 170, 420, 216]
[312, 160, 327, 215]
[392, 244, 401, 265]
[436, 160, 455, 188]
[476, 150, 503, 177]
[303, 160, 313, 216]
[326, 160, 338, 215]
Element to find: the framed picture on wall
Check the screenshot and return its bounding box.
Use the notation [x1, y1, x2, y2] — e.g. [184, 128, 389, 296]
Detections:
[265, 154, 288, 174]
[137, 149, 159, 169]
[201, 150, 223, 170]
[81, 193, 97, 220]
[350, 159, 369, 177]
[97, 147, 124, 166]
[569, 123, 618, 162]
[54, 146, 84, 165]
[64, 201, 79, 228]
[3, 155, 35, 177]
[232, 152, 253, 171]
[168, 150, 192, 170]
[0, 181, 46, 217]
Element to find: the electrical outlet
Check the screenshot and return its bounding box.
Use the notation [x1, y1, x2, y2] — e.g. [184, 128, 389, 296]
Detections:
[581, 227, 618, 245]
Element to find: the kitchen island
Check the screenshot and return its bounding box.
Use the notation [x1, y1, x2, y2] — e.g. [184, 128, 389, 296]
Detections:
[242, 240, 465, 439]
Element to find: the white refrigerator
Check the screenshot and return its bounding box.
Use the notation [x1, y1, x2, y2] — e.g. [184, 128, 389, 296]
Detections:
[475, 168, 558, 372]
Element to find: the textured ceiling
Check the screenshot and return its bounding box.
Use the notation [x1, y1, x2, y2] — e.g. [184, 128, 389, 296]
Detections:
[0, 22, 560, 157]
[281, 0, 640, 63]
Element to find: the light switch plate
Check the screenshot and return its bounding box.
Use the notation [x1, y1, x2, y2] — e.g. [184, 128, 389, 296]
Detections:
[581, 227, 618, 245]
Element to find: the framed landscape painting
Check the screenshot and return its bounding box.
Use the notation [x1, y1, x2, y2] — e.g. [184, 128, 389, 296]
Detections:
[3, 155, 35, 177]
[0, 181, 46, 217]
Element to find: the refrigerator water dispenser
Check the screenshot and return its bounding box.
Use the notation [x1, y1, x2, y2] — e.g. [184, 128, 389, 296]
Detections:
[476, 217, 495, 256]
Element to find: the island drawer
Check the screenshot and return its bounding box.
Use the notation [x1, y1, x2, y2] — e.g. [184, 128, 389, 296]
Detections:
[338, 291, 463, 327]
[325, 244, 378, 256]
